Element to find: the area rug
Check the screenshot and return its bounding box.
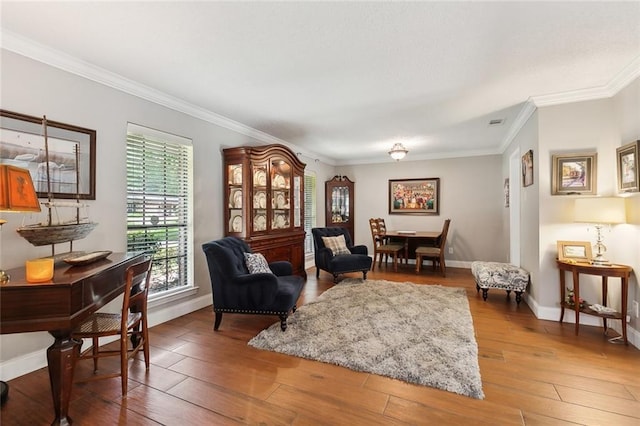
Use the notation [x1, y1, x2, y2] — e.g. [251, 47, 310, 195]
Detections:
[248, 278, 484, 399]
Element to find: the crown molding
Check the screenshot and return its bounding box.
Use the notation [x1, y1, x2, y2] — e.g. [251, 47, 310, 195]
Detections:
[499, 54, 640, 153]
[0, 29, 337, 166]
[498, 100, 538, 153]
[2, 29, 637, 166]
[531, 55, 640, 107]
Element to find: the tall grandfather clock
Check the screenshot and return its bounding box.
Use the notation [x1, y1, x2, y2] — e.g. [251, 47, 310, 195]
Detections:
[325, 175, 355, 240]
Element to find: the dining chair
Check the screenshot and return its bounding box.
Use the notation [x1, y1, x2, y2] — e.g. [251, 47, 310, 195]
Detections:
[369, 218, 404, 272]
[415, 219, 451, 276]
[72, 258, 152, 396]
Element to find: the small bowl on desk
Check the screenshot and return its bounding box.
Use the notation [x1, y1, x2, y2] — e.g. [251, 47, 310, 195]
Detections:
[25, 258, 54, 283]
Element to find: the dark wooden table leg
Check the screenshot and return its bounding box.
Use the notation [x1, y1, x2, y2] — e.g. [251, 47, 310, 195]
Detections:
[573, 270, 580, 336]
[47, 331, 81, 425]
[559, 269, 566, 323]
[621, 277, 628, 345]
[601, 277, 608, 333]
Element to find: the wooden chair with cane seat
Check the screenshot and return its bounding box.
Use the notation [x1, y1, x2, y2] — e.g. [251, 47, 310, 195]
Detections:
[369, 218, 404, 272]
[376, 217, 407, 264]
[72, 258, 152, 396]
[415, 219, 451, 276]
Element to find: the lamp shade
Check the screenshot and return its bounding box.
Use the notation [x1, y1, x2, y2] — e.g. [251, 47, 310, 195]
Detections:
[0, 165, 41, 212]
[574, 197, 626, 224]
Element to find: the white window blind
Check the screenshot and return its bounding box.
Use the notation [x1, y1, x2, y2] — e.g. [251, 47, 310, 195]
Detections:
[304, 173, 316, 254]
[126, 124, 193, 296]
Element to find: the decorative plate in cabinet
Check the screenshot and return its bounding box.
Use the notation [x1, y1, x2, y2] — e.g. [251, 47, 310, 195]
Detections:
[230, 215, 242, 232]
[232, 166, 242, 185]
[253, 214, 267, 231]
[254, 169, 267, 186]
[253, 191, 266, 209]
[273, 174, 286, 188]
[232, 190, 243, 208]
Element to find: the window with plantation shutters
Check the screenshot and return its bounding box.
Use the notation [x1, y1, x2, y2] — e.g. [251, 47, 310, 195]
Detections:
[304, 173, 316, 255]
[126, 124, 193, 296]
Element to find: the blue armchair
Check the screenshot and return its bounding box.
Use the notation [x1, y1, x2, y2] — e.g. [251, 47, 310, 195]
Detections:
[312, 227, 373, 283]
[202, 237, 305, 331]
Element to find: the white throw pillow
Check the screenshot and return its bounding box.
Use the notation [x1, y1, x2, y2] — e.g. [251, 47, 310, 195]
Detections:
[244, 252, 273, 274]
[321, 235, 351, 255]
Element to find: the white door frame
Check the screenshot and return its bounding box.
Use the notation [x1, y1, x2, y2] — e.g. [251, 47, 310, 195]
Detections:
[509, 150, 521, 266]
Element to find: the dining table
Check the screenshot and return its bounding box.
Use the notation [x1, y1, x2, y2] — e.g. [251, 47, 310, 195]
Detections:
[384, 230, 442, 264]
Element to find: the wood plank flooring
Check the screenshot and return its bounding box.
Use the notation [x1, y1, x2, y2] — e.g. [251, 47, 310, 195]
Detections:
[2, 265, 639, 425]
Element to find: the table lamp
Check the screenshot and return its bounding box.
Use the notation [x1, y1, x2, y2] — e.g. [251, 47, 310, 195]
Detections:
[0, 164, 42, 283]
[574, 197, 626, 265]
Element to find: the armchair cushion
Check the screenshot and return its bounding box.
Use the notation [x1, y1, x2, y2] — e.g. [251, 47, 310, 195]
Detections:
[244, 252, 273, 274]
[321, 235, 351, 255]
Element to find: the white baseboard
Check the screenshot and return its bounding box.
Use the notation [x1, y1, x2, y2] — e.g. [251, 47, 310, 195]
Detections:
[0, 294, 212, 382]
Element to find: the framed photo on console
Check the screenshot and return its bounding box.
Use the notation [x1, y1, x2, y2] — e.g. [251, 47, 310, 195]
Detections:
[557, 240, 592, 263]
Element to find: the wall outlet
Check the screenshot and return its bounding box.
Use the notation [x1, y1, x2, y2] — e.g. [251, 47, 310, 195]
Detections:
[448, 247, 453, 254]
[633, 300, 639, 318]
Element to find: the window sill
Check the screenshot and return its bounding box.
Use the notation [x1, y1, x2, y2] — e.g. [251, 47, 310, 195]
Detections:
[148, 286, 199, 310]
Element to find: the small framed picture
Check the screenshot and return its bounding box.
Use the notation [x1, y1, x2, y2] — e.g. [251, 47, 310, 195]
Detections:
[521, 149, 533, 187]
[551, 152, 597, 195]
[504, 178, 509, 208]
[616, 140, 639, 193]
[557, 240, 592, 263]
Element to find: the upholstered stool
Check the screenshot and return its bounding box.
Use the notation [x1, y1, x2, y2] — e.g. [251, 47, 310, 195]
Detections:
[471, 261, 529, 305]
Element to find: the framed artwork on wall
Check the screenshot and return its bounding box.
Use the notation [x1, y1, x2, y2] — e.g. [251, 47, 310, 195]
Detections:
[521, 149, 533, 187]
[504, 178, 509, 208]
[551, 152, 597, 196]
[0, 109, 96, 199]
[616, 140, 639, 193]
[389, 178, 440, 215]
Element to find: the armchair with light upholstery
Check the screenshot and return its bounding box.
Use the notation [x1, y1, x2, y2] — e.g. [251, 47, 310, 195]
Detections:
[202, 237, 305, 331]
[312, 227, 373, 283]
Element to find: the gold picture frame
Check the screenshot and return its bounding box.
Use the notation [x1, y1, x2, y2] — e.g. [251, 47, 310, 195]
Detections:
[616, 140, 639, 193]
[551, 152, 597, 195]
[557, 240, 592, 263]
[389, 178, 440, 215]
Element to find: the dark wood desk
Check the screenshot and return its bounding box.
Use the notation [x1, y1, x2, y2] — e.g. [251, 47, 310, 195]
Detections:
[0, 252, 144, 425]
[384, 230, 441, 263]
[557, 260, 632, 345]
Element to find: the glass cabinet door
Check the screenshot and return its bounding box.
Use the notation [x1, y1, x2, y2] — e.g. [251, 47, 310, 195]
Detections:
[252, 163, 268, 232]
[293, 175, 301, 227]
[271, 159, 291, 230]
[227, 163, 243, 233]
[331, 186, 350, 224]
[325, 175, 355, 240]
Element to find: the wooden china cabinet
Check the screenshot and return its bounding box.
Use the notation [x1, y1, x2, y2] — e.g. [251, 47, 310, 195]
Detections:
[325, 175, 355, 240]
[223, 144, 307, 278]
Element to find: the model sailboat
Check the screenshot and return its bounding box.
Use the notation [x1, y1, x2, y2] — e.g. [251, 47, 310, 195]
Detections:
[16, 115, 97, 254]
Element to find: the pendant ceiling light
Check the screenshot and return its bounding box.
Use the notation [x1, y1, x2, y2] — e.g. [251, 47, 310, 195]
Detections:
[388, 143, 408, 161]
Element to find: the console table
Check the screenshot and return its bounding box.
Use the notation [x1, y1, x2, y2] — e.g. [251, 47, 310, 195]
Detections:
[556, 260, 633, 345]
[0, 252, 145, 425]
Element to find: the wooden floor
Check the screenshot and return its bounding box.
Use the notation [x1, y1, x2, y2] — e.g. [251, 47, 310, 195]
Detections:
[2, 265, 640, 425]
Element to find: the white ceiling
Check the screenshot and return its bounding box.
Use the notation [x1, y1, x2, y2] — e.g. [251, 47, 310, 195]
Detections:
[1, 1, 639, 165]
